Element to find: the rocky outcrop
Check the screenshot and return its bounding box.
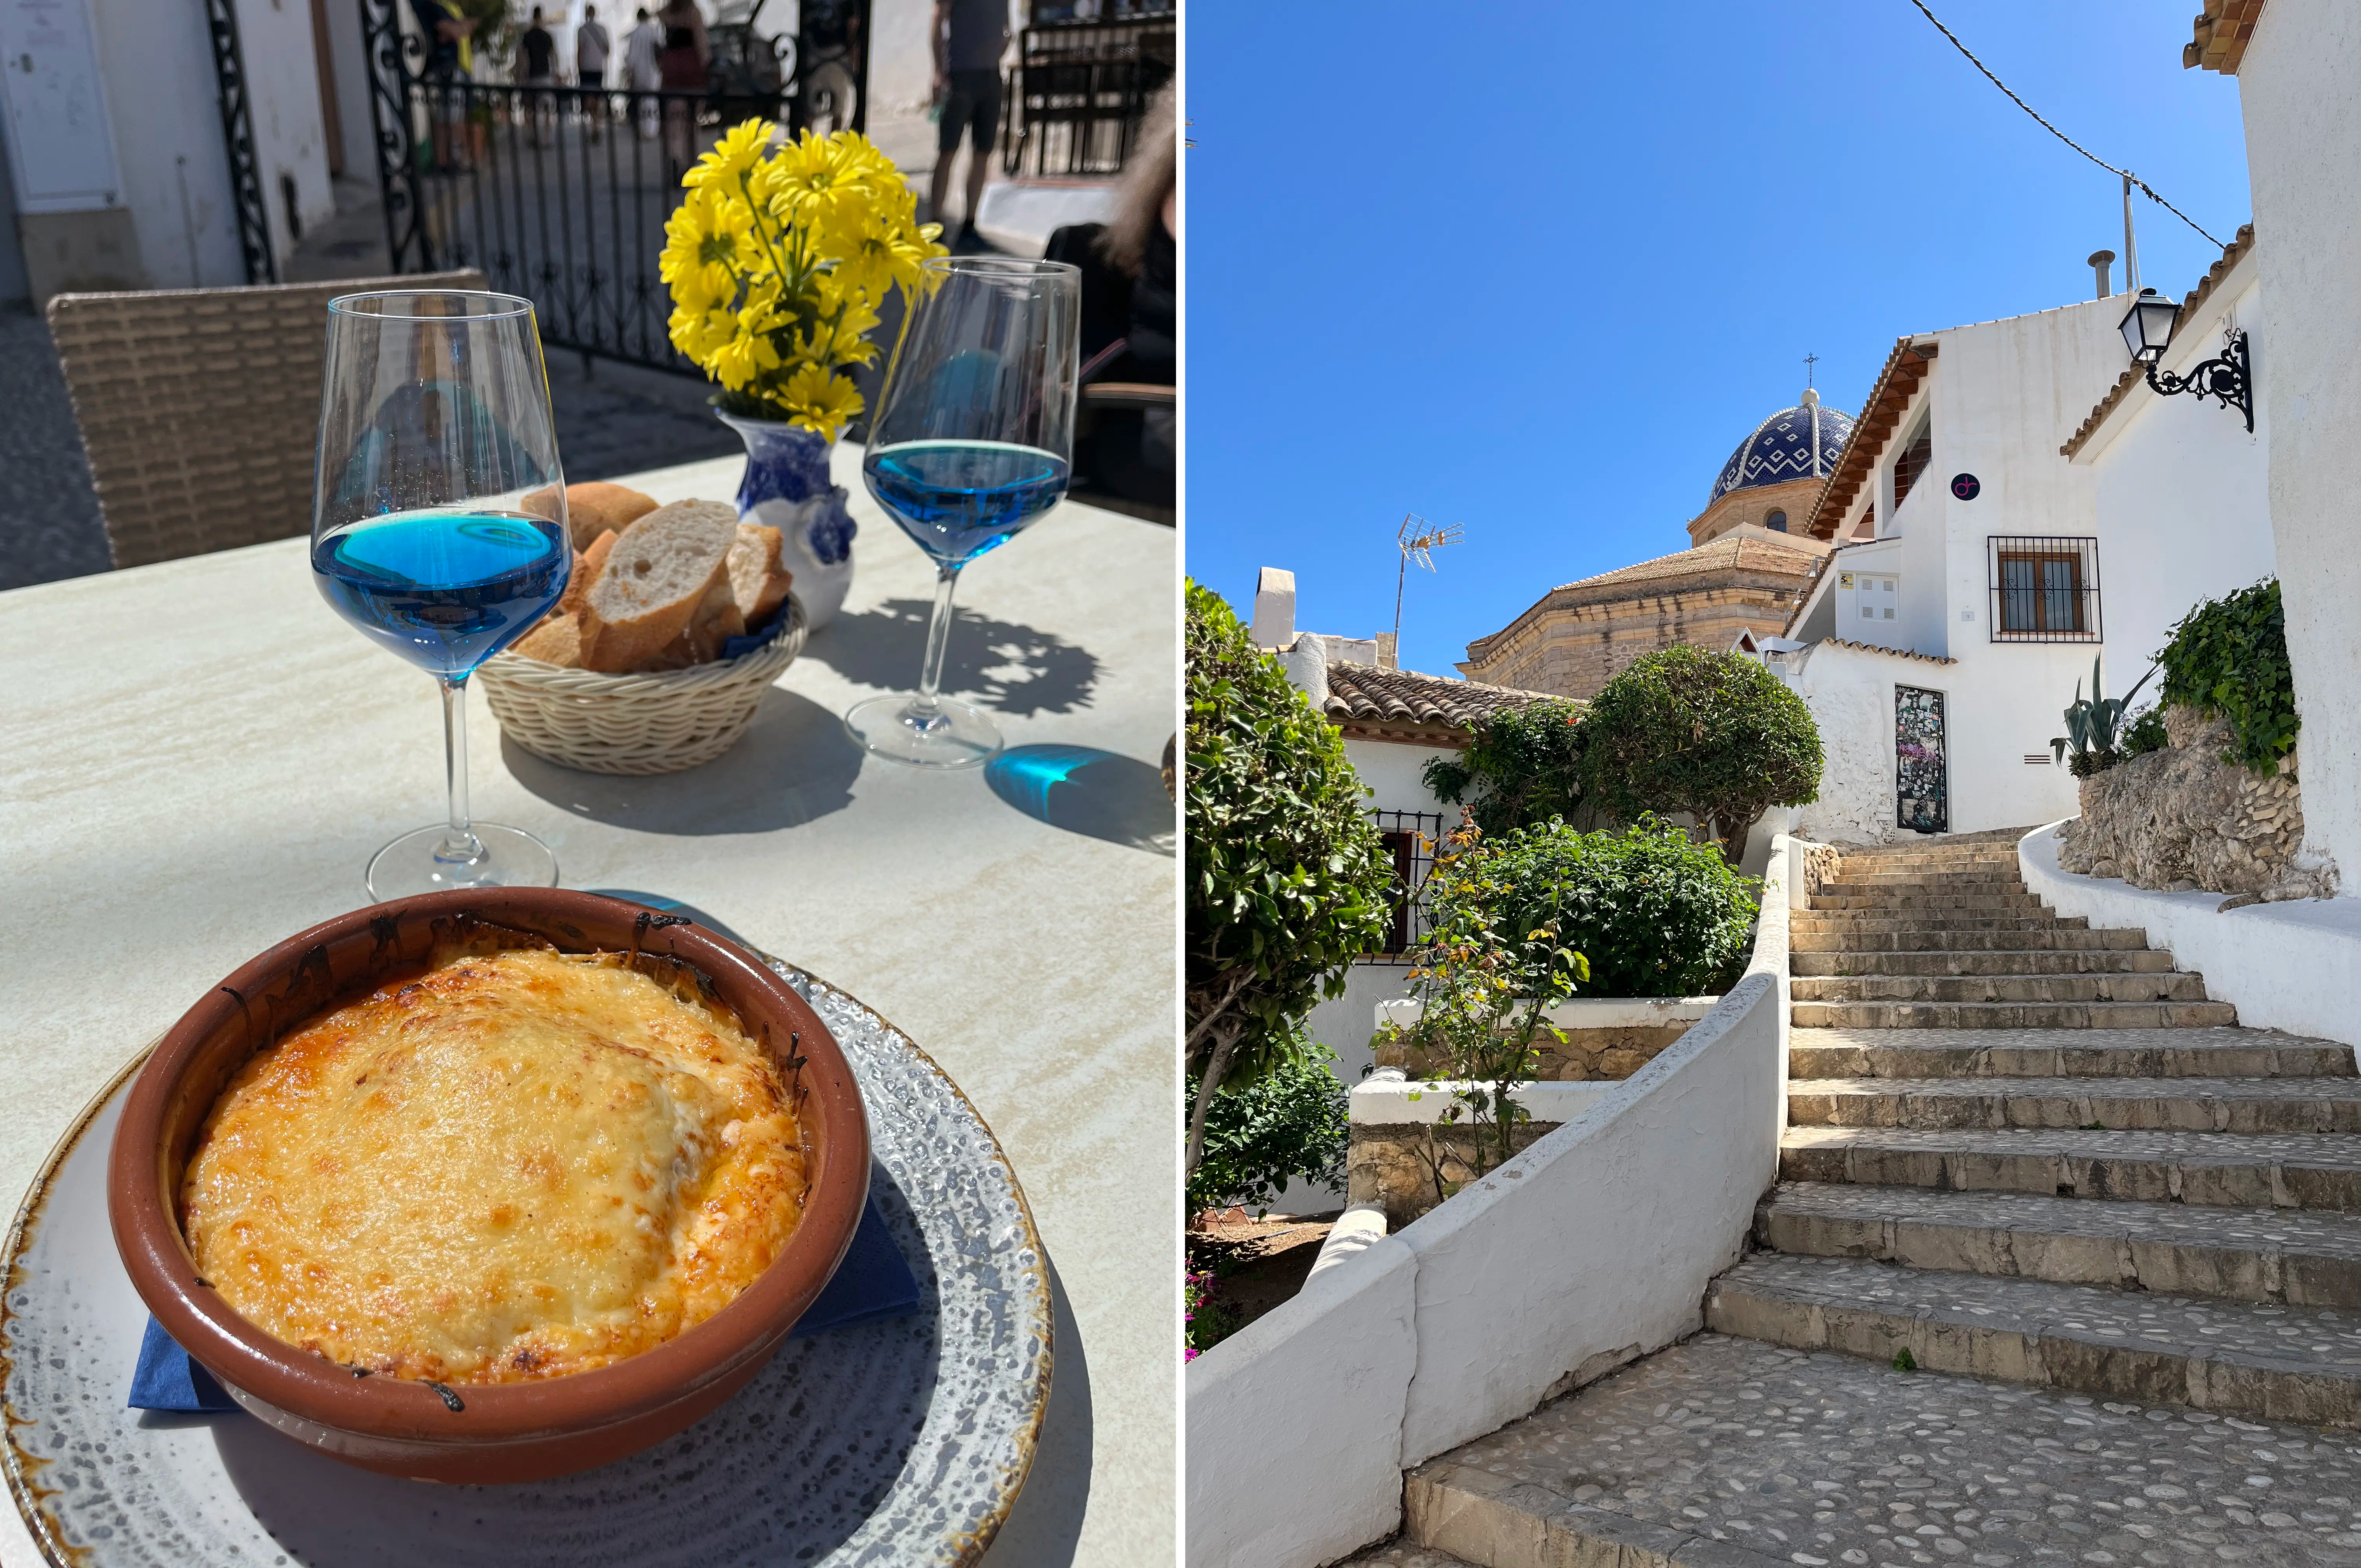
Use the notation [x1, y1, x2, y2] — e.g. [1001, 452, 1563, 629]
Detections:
[2057, 708, 2321, 900]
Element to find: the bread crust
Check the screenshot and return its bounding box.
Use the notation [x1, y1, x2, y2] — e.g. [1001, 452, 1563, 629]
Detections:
[522, 482, 661, 551]
[726, 523, 796, 626]
[576, 500, 739, 674]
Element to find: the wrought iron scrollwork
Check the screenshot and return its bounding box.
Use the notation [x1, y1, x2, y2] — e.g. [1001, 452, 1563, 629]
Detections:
[2143, 328, 2253, 432]
[202, 0, 276, 283]
[360, 0, 436, 273]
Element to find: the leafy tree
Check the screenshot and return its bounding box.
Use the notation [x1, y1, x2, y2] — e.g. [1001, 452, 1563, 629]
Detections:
[1419, 699, 1588, 836]
[1578, 646, 1822, 858]
[1184, 581, 1393, 1175]
[1477, 816, 1759, 997]
[2155, 578, 2298, 774]
[1184, 1029, 1350, 1216]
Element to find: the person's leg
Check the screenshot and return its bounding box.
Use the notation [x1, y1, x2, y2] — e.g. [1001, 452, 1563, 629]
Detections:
[963, 71, 1001, 232]
[929, 77, 970, 226]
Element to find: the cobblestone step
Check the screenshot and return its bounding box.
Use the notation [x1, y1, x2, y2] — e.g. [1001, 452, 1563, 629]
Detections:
[1337, 1538, 1475, 1566]
[1704, 1253, 2361, 1427]
[1789, 1074, 2361, 1132]
[1780, 1126, 2361, 1209]
[1792, 972, 2216, 1005]
[1791, 947, 2175, 976]
[1758, 1181, 2361, 1307]
[1792, 925, 2144, 954]
[1810, 892, 2050, 912]
[1790, 1026, 2351, 1081]
[1821, 868, 2026, 889]
[1405, 1333, 2361, 1568]
[1790, 914, 2086, 935]
[1790, 999, 2240, 1029]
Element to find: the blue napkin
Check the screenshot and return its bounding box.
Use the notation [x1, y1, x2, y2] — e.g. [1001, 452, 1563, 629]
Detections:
[130, 1190, 921, 1413]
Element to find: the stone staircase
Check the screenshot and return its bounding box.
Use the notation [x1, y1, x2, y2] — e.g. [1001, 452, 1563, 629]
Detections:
[1355, 834, 2361, 1568]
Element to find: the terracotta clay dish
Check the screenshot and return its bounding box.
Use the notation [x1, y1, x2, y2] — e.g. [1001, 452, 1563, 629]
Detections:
[4, 945, 1051, 1566]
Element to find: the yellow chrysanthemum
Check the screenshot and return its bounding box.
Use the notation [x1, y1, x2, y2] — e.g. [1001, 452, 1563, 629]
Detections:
[684, 118, 777, 192]
[777, 362, 863, 439]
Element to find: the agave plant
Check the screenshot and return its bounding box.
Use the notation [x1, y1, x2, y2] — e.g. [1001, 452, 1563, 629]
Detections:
[2052, 656, 2157, 778]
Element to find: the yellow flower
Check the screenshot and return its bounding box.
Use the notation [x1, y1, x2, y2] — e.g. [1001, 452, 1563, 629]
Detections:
[711, 323, 782, 391]
[685, 118, 779, 193]
[777, 362, 863, 439]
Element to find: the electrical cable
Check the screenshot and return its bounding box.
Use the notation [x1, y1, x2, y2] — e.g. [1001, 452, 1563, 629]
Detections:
[1903, 0, 2224, 249]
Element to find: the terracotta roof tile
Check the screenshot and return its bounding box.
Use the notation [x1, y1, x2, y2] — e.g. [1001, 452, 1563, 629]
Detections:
[1322, 663, 1570, 732]
[2060, 224, 2256, 458]
[1806, 337, 1936, 539]
[2186, 0, 2267, 72]
[1820, 638, 1958, 667]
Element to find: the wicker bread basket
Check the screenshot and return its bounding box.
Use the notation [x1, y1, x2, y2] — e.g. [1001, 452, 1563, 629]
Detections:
[480, 600, 810, 775]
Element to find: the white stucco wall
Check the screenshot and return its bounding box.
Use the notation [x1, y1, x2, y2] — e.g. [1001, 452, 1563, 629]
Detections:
[80, 0, 244, 288]
[1343, 736, 1460, 818]
[2235, 0, 2361, 893]
[2072, 259, 2275, 674]
[1183, 836, 1803, 1568]
[2021, 823, 2361, 1052]
[233, 0, 336, 270]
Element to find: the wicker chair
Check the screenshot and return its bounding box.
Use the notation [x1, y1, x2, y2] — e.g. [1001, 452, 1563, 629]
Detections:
[45, 271, 489, 569]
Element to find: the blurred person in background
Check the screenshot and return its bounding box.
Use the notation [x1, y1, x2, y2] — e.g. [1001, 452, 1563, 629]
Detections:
[1044, 82, 1176, 512]
[928, 0, 1011, 246]
[577, 4, 611, 142]
[517, 7, 558, 147]
[625, 7, 664, 141]
[411, 0, 476, 172]
[657, 0, 710, 176]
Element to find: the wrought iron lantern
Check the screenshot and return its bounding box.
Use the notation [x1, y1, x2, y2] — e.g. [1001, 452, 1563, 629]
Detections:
[2117, 287, 2253, 432]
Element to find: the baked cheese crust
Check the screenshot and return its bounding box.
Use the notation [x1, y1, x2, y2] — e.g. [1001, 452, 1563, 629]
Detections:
[180, 944, 807, 1384]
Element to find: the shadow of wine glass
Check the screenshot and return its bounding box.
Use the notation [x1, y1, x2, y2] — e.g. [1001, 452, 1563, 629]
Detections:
[802, 600, 1102, 716]
[210, 1161, 946, 1567]
[499, 686, 862, 835]
[982, 746, 1176, 857]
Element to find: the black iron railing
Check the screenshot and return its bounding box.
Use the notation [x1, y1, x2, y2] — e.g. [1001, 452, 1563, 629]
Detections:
[1000, 18, 1175, 178]
[1988, 535, 2102, 643]
[1365, 810, 1446, 964]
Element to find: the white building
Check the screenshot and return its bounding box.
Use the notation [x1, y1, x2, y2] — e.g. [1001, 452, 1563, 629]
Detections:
[1769, 294, 2149, 842]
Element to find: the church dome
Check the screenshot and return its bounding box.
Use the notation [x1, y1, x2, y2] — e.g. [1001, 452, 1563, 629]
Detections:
[1707, 388, 1856, 507]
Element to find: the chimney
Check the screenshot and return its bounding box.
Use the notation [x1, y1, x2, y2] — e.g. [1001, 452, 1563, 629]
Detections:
[1374, 633, 1398, 672]
[1250, 567, 1296, 649]
[2088, 249, 2116, 300]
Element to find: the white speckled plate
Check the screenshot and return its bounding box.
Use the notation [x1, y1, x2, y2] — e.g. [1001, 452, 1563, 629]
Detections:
[1, 960, 1052, 1568]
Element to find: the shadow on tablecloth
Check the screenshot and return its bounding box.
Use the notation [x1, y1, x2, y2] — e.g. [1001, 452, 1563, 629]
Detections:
[498, 686, 861, 834]
[801, 599, 1102, 718]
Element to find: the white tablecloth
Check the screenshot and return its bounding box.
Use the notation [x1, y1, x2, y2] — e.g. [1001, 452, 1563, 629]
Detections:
[0, 446, 1176, 1566]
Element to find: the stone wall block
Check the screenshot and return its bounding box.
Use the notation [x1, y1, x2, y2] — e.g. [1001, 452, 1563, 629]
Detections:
[2059, 708, 2302, 896]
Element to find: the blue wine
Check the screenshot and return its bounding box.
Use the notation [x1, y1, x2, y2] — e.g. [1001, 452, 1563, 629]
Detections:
[864, 441, 1070, 566]
[313, 510, 569, 676]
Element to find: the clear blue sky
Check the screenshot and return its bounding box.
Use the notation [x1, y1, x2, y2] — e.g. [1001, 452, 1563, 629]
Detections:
[1182, 1, 2254, 678]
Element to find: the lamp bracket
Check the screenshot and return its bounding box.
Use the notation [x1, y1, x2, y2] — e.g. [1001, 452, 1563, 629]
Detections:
[2142, 328, 2253, 433]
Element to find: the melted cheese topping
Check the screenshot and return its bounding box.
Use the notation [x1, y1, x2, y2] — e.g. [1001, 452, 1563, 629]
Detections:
[180, 946, 807, 1384]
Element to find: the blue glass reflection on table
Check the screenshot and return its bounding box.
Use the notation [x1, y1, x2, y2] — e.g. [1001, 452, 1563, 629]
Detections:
[863, 440, 1070, 566]
[313, 510, 569, 676]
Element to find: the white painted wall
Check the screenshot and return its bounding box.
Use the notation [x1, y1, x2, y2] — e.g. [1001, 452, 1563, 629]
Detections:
[1343, 735, 1458, 817]
[233, 0, 336, 271]
[2072, 258, 2276, 677]
[77, 0, 243, 288]
[2233, 0, 2361, 893]
[1182, 836, 1804, 1568]
[2021, 823, 2361, 1054]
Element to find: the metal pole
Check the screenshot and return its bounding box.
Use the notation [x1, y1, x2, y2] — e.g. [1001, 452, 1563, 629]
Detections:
[1393, 551, 1408, 653]
[2122, 172, 2140, 296]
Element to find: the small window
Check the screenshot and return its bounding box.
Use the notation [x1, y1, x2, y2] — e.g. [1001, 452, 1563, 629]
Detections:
[1765, 510, 1788, 533]
[1892, 420, 1932, 512]
[1988, 537, 2101, 642]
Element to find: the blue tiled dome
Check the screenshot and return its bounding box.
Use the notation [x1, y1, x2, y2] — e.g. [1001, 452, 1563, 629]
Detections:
[1708, 388, 1856, 506]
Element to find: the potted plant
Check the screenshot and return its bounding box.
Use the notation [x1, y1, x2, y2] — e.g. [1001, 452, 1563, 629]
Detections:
[661, 121, 944, 627]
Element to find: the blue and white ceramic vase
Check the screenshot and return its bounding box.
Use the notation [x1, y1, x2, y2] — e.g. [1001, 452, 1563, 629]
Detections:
[716, 411, 858, 630]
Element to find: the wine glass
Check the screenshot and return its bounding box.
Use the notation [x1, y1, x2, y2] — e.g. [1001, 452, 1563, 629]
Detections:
[844, 256, 1082, 768]
[312, 291, 571, 900]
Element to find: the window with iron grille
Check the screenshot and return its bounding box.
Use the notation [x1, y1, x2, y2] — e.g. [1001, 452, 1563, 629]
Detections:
[1988, 536, 2102, 642]
[1891, 420, 1933, 513]
[1366, 810, 1444, 962]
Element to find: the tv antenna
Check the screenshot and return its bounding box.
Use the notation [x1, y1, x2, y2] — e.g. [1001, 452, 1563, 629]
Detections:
[1393, 513, 1463, 658]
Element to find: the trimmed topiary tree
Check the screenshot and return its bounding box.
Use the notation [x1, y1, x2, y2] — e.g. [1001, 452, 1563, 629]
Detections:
[1578, 645, 1823, 859]
[1184, 1027, 1351, 1216]
[1184, 580, 1393, 1176]
[1419, 698, 1588, 837]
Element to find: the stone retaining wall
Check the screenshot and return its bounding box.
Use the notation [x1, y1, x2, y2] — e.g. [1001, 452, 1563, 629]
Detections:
[1373, 1023, 1691, 1083]
[2057, 707, 2319, 901]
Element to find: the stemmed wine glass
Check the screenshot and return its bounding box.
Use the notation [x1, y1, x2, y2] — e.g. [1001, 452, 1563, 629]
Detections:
[844, 256, 1082, 768]
[312, 291, 571, 900]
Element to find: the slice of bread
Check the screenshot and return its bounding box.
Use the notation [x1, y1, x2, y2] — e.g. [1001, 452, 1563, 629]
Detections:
[511, 611, 582, 667]
[560, 528, 618, 619]
[576, 499, 739, 673]
[726, 523, 795, 626]
[522, 482, 662, 551]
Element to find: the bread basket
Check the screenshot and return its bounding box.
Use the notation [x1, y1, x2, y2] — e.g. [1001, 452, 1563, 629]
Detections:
[480, 598, 809, 775]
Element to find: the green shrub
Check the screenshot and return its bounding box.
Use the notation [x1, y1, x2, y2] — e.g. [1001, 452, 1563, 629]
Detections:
[2120, 705, 2168, 761]
[1474, 817, 1759, 998]
[1184, 1030, 1350, 1216]
[1419, 699, 1588, 837]
[2154, 578, 2298, 774]
[1184, 581, 1393, 1174]
[1577, 646, 1823, 858]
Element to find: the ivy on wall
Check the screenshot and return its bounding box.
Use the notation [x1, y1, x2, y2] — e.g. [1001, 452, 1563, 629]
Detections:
[2154, 578, 2298, 774]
